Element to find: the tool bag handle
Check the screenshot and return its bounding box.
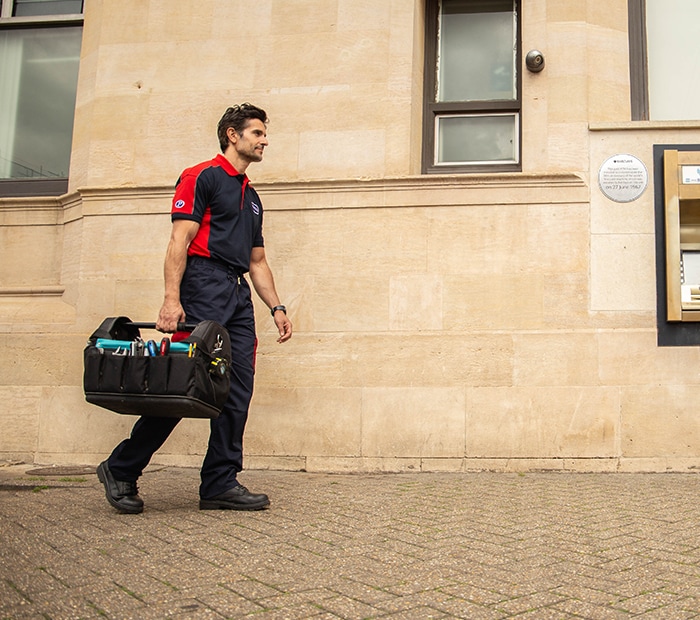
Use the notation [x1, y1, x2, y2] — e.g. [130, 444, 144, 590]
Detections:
[126, 321, 197, 333]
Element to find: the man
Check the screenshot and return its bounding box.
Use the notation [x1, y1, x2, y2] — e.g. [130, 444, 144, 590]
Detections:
[97, 103, 292, 514]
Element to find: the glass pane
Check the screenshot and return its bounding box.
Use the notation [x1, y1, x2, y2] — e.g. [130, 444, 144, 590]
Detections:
[438, 0, 516, 102]
[646, 0, 700, 121]
[436, 114, 517, 165]
[0, 26, 82, 179]
[13, 0, 83, 17]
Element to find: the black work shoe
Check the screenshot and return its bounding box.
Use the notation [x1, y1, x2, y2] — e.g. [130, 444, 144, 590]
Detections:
[96, 460, 144, 514]
[199, 485, 270, 511]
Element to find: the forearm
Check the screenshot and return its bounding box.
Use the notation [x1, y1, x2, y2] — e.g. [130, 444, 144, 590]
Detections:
[249, 256, 281, 309]
[249, 247, 292, 343]
[163, 237, 188, 304]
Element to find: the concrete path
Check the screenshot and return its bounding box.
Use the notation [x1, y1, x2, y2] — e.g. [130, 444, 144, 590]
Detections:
[1, 464, 699, 619]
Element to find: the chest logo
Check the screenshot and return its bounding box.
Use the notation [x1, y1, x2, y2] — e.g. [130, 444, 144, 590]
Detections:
[251, 202, 260, 215]
[174, 199, 185, 209]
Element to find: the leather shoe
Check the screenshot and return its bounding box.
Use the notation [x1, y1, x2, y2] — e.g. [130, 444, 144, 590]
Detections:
[199, 485, 270, 511]
[96, 460, 144, 514]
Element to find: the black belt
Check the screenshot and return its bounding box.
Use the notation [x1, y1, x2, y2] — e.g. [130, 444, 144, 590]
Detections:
[188, 255, 244, 278]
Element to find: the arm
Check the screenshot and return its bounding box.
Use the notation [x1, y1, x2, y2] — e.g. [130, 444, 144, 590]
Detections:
[155, 219, 200, 332]
[248, 246, 292, 343]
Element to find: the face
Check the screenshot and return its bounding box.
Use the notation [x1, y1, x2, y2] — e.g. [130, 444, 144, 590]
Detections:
[228, 118, 268, 163]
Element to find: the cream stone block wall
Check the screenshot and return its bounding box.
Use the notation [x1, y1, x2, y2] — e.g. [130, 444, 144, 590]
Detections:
[389, 275, 443, 331]
[6, 165, 692, 472]
[0, 295, 75, 332]
[0, 387, 42, 461]
[600, 331, 700, 385]
[466, 386, 620, 458]
[362, 387, 466, 458]
[36, 387, 133, 463]
[0, 333, 84, 388]
[70, 0, 422, 190]
[621, 385, 700, 459]
[590, 234, 657, 312]
[5, 169, 700, 472]
[0, 199, 64, 288]
[7, 1, 700, 473]
[513, 333, 598, 387]
[246, 387, 363, 457]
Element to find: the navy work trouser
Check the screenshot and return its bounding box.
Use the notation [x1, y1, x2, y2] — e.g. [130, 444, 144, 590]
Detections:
[108, 256, 257, 499]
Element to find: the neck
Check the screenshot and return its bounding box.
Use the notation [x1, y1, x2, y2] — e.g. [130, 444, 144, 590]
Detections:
[223, 148, 249, 175]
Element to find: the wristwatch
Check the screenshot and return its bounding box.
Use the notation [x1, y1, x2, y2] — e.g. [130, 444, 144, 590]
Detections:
[271, 305, 286, 317]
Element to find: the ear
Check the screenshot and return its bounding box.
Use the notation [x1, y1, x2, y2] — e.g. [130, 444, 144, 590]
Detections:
[227, 127, 238, 144]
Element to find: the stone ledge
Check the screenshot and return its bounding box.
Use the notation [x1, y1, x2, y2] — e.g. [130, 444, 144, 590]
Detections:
[2, 174, 590, 221]
[0, 286, 65, 297]
[13, 453, 700, 474]
[590, 120, 700, 131]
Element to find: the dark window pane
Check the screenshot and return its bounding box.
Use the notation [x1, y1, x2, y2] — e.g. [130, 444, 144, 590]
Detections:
[13, 0, 83, 17]
[0, 26, 82, 179]
[436, 114, 518, 165]
[438, 0, 516, 102]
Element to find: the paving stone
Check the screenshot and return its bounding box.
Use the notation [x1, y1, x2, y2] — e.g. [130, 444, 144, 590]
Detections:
[24, 591, 109, 619]
[0, 579, 32, 612]
[377, 605, 450, 619]
[3, 468, 700, 618]
[311, 593, 385, 618]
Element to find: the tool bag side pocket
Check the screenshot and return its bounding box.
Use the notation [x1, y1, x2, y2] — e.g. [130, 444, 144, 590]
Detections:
[167, 355, 199, 396]
[83, 347, 104, 393]
[146, 355, 170, 394]
[99, 352, 127, 393]
[123, 356, 148, 393]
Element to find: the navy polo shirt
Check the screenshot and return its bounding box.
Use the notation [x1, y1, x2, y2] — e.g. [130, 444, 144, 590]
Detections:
[171, 154, 264, 273]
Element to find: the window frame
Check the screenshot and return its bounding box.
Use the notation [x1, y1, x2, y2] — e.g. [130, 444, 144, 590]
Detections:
[0, 0, 83, 21]
[0, 0, 83, 197]
[422, 0, 522, 175]
[628, 0, 649, 121]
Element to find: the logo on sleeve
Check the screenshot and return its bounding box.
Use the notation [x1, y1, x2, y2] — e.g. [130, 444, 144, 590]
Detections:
[251, 202, 260, 215]
[174, 199, 185, 209]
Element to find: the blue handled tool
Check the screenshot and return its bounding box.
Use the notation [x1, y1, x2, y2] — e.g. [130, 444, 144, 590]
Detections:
[96, 338, 190, 353]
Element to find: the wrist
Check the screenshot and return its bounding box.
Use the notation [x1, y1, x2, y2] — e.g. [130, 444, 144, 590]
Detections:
[271, 305, 286, 317]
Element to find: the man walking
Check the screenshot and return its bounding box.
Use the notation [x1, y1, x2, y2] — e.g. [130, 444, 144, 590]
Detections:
[97, 103, 292, 514]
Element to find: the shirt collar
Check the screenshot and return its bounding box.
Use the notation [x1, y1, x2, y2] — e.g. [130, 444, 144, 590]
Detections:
[215, 153, 246, 179]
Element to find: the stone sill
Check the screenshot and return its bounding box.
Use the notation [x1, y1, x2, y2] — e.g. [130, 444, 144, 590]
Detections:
[590, 120, 700, 131]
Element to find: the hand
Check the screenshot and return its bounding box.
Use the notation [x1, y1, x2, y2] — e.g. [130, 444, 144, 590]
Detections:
[156, 299, 186, 333]
[273, 312, 292, 343]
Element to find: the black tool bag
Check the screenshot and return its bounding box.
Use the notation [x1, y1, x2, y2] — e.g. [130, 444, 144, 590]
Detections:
[83, 316, 231, 419]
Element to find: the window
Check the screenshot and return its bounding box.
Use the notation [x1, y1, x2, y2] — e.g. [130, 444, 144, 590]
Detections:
[422, 0, 521, 174]
[0, 0, 83, 196]
[629, 0, 700, 121]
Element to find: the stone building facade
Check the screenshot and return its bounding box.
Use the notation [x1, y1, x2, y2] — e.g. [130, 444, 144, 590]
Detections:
[2, 0, 700, 472]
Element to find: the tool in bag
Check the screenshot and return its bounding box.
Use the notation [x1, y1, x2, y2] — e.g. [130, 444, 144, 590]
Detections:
[83, 316, 231, 419]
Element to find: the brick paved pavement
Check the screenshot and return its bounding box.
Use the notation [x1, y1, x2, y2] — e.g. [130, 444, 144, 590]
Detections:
[1, 463, 700, 619]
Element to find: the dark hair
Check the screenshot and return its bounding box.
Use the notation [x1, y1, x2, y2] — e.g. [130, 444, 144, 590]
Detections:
[217, 103, 268, 152]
